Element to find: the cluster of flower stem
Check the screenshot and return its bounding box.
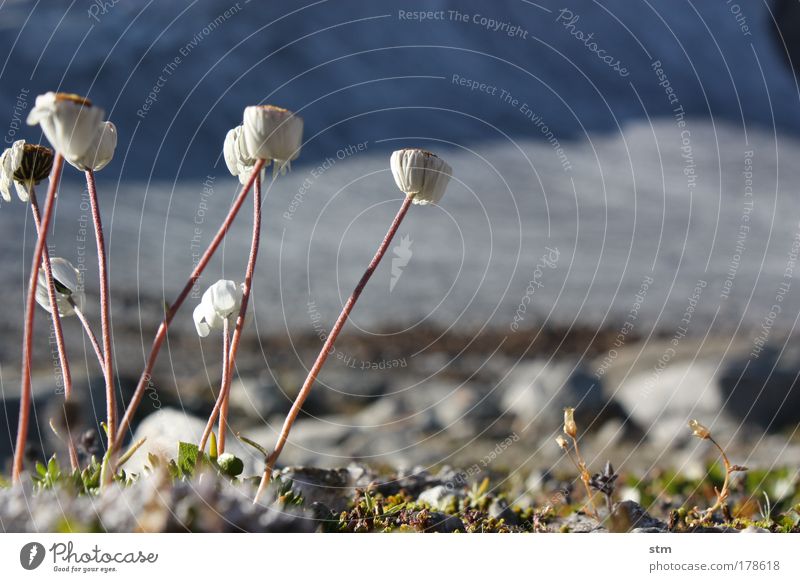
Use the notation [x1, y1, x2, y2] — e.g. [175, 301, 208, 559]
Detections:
[11, 95, 453, 506]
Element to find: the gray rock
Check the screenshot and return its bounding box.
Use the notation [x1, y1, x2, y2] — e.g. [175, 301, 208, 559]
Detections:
[418, 485, 457, 511]
[739, 525, 770, 533]
[227, 374, 289, 421]
[489, 498, 519, 525]
[500, 360, 605, 435]
[561, 512, 604, 533]
[276, 467, 354, 514]
[124, 408, 262, 476]
[608, 500, 667, 532]
[720, 346, 800, 429]
[424, 511, 464, 533]
[612, 361, 730, 445]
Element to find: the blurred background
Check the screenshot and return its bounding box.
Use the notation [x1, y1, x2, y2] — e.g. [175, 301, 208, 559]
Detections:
[1, 0, 799, 489]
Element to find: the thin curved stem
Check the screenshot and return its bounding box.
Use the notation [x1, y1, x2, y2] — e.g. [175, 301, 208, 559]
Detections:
[85, 169, 115, 483]
[220, 171, 263, 453]
[198, 318, 230, 455]
[29, 184, 78, 473]
[13, 154, 64, 483]
[699, 436, 732, 523]
[254, 195, 413, 503]
[114, 160, 265, 453]
[28, 187, 73, 402]
[71, 301, 104, 369]
[569, 435, 599, 520]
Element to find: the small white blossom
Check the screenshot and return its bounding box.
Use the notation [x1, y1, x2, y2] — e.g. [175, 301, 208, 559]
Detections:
[390, 148, 452, 205]
[223, 125, 261, 185]
[242, 105, 303, 174]
[193, 279, 243, 337]
[26, 92, 117, 171]
[35, 257, 84, 317]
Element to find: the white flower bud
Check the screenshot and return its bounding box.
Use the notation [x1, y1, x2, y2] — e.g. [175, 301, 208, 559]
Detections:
[223, 125, 260, 185]
[390, 148, 452, 205]
[242, 105, 303, 173]
[193, 279, 243, 337]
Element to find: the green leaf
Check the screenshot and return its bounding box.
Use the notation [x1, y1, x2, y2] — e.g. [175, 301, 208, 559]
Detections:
[178, 441, 200, 476]
[35, 461, 48, 477]
[236, 433, 268, 458]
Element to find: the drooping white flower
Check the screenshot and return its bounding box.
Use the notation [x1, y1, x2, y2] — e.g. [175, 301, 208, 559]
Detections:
[35, 257, 84, 317]
[223, 125, 261, 185]
[73, 121, 117, 172]
[0, 141, 54, 202]
[26, 92, 117, 171]
[193, 279, 243, 337]
[242, 105, 303, 174]
[390, 148, 452, 205]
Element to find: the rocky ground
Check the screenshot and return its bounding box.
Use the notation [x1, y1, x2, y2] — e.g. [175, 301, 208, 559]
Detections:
[1, 458, 797, 533]
[1, 323, 799, 532]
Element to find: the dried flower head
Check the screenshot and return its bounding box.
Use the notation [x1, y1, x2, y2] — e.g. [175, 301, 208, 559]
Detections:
[555, 435, 569, 451]
[563, 407, 577, 439]
[1, 141, 54, 202]
[688, 419, 711, 440]
[390, 148, 452, 205]
[0, 141, 54, 202]
[589, 461, 618, 497]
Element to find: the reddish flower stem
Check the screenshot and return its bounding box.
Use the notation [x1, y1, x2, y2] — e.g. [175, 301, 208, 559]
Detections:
[28, 187, 73, 402]
[13, 154, 64, 483]
[114, 159, 265, 453]
[198, 171, 263, 455]
[219, 172, 262, 453]
[85, 170, 116, 482]
[254, 195, 413, 502]
[71, 301, 105, 369]
[198, 318, 230, 455]
[29, 185, 78, 472]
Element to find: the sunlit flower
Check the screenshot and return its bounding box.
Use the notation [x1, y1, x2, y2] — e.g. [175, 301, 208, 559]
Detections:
[390, 148, 452, 205]
[688, 419, 711, 440]
[242, 105, 303, 173]
[0, 141, 54, 202]
[34, 257, 84, 317]
[563, 407, 577, 439]
[223, 125, 260, 185]
[193, 279, 243, 337]
[26, 92, 117, 171]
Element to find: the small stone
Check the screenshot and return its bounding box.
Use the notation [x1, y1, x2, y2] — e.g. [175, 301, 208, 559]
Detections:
[418, 485, 457, 512]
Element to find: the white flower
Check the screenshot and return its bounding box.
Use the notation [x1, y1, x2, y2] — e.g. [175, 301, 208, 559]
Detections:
[193, 279, 243, 337]
[35, 257, 84, 317]
[26, 92, 117, 171]
[223, 125, 261, 185]
[390, 148, 452, 205]
[74, 121, 117, 172]
[0, 141, 54, 202]
[242, 105, 303, 173]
